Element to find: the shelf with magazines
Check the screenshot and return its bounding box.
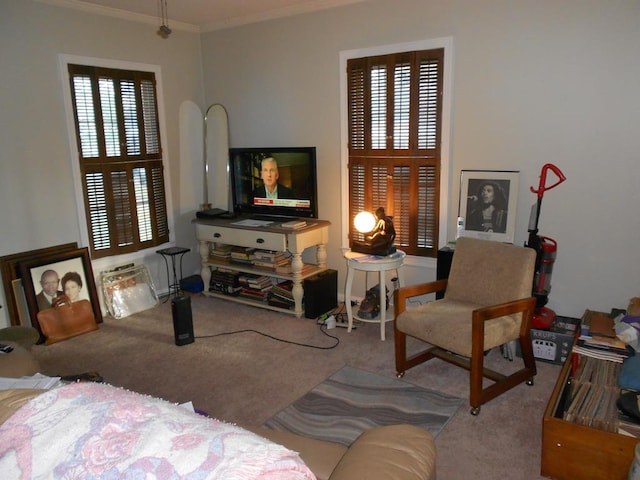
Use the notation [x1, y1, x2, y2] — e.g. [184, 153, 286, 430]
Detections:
[205, 257, 324, 313]
[193, 216, 330, 318]
[541, 309, 638, 480]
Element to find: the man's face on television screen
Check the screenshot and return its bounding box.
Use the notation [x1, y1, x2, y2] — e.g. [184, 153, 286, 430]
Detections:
[261, 158, 279, 192]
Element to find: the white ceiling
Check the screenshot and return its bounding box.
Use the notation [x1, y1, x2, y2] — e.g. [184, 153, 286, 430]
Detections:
[39, 0, 368, 32]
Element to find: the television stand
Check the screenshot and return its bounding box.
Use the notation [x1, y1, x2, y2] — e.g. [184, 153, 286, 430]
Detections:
[193, 215, 330, 318]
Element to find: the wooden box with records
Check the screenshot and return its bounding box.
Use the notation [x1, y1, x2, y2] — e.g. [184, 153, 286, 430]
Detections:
[541, 310, 638, 480]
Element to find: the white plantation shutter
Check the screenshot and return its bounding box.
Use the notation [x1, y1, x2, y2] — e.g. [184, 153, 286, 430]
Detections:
[69, 64, 169, 258]
[347, 49, 443, 257]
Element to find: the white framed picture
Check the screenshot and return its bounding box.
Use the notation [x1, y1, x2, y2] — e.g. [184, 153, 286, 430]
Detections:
[459, 170, 519, 244]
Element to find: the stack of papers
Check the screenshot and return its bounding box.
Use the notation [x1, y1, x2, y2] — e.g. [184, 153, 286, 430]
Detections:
[0, 373, 62, 390]
[576, 312, 633, 362]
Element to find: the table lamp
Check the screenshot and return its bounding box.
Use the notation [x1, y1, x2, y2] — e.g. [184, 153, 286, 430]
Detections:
[351, 207, 397, 256]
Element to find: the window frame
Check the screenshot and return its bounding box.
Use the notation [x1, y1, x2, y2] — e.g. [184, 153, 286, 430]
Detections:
[339, 37, 453, 267]
[59, 54, 174, 269]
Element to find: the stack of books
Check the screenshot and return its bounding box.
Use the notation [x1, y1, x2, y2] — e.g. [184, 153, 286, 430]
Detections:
[209, 267, 241, 296]
[280, 220, 307, 229]
[268, 280, 295, 310]
[230, 246, 255, 266]
[237, 273, 273, 302]
[274, 259, 313, 275]
[251, 249, 290, 271]
[209, 244, 233, 263]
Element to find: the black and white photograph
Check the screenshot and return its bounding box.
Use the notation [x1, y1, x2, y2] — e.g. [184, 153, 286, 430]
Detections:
[458, 170, 519, 243]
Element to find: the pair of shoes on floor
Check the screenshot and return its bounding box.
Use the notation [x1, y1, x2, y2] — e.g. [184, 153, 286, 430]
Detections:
[358, 284, 389, 319]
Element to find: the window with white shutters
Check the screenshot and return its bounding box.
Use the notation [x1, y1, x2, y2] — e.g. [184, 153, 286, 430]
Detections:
[348, 49, 443, 257]
[68, 64, 169, 259]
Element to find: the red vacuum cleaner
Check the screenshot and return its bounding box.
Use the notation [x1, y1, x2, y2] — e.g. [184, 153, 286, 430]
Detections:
[525, 163, 566, 329]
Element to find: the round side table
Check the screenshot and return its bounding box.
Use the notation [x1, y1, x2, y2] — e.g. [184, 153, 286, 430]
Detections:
[344, 249, 406, 341]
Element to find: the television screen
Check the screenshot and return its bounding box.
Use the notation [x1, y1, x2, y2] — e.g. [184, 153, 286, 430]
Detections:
[229, 147, 318, 219]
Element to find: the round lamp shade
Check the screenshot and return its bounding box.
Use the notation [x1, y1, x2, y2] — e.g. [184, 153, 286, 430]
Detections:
[354, 211, 376, 234]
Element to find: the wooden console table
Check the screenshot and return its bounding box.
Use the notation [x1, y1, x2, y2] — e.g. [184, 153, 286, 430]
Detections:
[541, 310, 637, 479]
[193, 216, 330, 318]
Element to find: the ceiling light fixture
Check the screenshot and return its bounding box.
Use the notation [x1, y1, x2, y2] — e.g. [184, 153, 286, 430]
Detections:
[157, 0, 171, 38]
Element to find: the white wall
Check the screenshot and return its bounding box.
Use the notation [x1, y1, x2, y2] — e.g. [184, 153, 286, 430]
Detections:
[199, 0, 640, 318]
[1, 0, 639, 327]
[0, 0, 205, 327]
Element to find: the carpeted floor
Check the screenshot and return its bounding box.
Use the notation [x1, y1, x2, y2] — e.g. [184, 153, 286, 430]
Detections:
[264, 365, 463, 445]
[32, 294, 561, 479]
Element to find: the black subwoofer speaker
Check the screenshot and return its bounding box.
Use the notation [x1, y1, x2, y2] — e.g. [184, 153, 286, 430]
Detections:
[303, 269, 338, 319]
[171, 295, 194, 346]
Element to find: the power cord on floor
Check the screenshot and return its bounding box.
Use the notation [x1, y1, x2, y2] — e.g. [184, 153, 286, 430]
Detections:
[317, 303, 363, 329]
[195, 323, 340, 350]
[333, 302, 348, 325]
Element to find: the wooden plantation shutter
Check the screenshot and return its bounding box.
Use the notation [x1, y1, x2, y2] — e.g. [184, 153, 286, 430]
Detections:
[68, 64, 169, 259]
[347, 49, 443, 257]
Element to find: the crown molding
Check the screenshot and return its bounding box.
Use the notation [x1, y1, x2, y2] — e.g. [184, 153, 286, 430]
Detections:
[36, 0, 369, 34]
[200, 0, 368, 32]
[35, 0, 200, 33]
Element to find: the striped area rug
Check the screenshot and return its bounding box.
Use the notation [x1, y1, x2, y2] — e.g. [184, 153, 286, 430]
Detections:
[263, 365, 463, 446]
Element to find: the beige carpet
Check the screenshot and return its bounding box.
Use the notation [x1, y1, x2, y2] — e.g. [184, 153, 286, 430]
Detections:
[32, 293, 560, 479]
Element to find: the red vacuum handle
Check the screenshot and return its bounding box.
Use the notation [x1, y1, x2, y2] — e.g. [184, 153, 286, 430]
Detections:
[530, 163, 566, 198]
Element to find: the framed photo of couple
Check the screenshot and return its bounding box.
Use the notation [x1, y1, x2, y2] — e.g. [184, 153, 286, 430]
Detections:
[0, 242, 77, 326]
[458, 170, 519, 244]
[19, 247, 103, 332]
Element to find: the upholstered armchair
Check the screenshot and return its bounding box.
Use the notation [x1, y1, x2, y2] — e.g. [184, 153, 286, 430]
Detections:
[394, 237, 537, 415]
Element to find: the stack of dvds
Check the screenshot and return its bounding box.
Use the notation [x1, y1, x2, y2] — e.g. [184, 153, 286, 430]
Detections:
[209, 267, 241, 296]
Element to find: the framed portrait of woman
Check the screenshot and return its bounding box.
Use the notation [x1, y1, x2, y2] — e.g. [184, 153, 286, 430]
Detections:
[458, 170, 519, 244]
[19, 247, 103, 332]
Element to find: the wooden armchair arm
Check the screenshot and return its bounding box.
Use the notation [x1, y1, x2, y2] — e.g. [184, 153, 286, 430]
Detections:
[394, 279, 448, 316]
[471, 296, 537, 353]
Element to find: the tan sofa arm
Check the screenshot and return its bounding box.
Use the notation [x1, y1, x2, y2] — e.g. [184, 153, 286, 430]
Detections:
[329, 424, 436, 480]
[0, 388, 44, 424]
[248, 426, 347, 480]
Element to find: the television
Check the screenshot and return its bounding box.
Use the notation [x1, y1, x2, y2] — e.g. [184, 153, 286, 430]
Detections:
[229, 147, 318, 219]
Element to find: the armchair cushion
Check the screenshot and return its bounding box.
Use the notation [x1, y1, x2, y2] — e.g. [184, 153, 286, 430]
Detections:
[397, 299, 521, 357]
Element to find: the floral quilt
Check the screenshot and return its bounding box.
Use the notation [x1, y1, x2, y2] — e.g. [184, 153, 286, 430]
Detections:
[0, 382, 315, 479]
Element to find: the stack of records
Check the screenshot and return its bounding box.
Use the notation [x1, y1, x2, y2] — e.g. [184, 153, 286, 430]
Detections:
[252, 249, 291, 271]
[269, 280, 295, 310]
[237, 273, 273, 302]
[209, 267, 241, 296]
[562, 355, 621, 432]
